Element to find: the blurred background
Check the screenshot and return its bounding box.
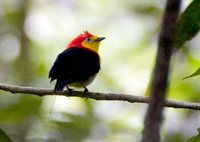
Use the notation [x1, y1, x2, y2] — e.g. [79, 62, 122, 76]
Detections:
[0, 0, 200, 142]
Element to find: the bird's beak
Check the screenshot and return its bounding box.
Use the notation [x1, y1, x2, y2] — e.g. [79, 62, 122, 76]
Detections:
[95, 37, 106, 42]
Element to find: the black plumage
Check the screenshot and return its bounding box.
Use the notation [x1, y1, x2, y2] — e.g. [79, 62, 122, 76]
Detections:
[49, 47, 100, 92]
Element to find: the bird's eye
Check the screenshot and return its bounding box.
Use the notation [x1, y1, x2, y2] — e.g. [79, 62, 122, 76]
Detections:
[85, 37, 92, 43]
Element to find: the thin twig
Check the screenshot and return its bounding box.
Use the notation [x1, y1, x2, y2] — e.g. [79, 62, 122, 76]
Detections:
[0, 83, 199, 110]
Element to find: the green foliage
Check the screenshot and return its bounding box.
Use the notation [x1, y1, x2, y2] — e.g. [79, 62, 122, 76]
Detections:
[187, 128, 200, 142]
[0, 95, 41, 123]
[176, 0, 200, 79]
[53, 113, 95, 142]
[163, 133, 185, 142]
[0, 128, 13, 142]
[176, 0, 200, 48]
[50, 100, 96, 142]
[182, 67, 200, 80]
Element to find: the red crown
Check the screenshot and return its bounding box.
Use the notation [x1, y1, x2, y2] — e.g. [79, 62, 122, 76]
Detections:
[67, 31, 94, 48]
[80, 31, 93, 37]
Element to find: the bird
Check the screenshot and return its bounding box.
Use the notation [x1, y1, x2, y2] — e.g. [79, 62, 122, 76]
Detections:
[49, 31, 105, 93]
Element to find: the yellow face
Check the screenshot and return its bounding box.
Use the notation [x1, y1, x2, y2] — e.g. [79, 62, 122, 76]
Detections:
[81, 36, 105, 53]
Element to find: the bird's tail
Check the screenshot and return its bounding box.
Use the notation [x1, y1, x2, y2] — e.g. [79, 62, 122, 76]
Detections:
[54, 80, 67, 92]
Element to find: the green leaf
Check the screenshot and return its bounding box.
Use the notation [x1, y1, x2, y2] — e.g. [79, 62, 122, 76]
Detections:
[176, 0, 200, 48]
[183, 67, 200, 80]
[187, 128, 200, 142]
[0, 128, 13, 142]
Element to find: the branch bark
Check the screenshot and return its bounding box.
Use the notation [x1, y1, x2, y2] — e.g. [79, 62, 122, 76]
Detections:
[141, 0, 181, 142]
[0, 83, 200, 110]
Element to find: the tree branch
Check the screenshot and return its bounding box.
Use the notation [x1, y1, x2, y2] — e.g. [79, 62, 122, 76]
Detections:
[0, 83, 200, 110]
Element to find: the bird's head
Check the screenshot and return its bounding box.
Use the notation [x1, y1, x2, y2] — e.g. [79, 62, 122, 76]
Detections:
[67, 31, 105, 53]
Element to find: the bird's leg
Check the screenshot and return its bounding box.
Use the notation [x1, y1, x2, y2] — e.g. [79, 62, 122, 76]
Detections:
[66, 85, 73, 94]
[83, 87, 89, 100]
[83, 86, 88, 94]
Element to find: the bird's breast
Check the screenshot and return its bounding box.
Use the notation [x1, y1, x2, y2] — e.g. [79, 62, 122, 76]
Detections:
[69, 73, 97, 88]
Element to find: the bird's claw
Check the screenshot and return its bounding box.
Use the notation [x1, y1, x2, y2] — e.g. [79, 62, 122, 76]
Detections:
[66, 85, 73, 94]
[83, 87, 88, 94]
[68, 88, 74, 94]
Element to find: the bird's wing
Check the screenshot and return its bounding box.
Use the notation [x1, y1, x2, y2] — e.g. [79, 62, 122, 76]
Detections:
[49, 49, 72, 82]
[67, 48, 100, 84]
[68, 54, 100, 83]
[49, 48, 100, 83]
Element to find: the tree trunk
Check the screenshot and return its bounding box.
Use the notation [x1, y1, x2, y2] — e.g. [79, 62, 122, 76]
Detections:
[141, 1, 181, 142]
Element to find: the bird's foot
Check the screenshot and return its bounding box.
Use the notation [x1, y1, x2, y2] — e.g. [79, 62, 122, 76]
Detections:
[66, 85, 73, 94]
[68, 88, 74, 94]
[83, 87, 88, 94]
[83, 87, 89, 100]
